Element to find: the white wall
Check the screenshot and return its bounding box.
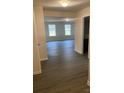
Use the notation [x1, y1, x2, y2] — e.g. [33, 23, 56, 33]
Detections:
[33, 0, 48, 61]
[45, 22, 75, 41]
[74, 6, 90, 54]
[33, 23, 41, 75]
[33, 0, 48, 75]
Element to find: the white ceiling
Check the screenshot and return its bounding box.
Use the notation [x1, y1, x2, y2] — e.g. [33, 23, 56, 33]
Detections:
[42, 0, 90, 12]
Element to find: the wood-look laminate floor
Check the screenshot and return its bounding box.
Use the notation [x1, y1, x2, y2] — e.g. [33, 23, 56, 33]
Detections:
[33, 40, 90, 93]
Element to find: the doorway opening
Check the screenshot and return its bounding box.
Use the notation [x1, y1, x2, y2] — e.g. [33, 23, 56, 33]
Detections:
[83, 16, 90, 55]
[44, 17, 75, 58]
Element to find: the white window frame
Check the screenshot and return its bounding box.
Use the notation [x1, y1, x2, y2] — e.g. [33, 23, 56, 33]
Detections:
[64, 24, 71, 36]
[48, 24, 56, 36]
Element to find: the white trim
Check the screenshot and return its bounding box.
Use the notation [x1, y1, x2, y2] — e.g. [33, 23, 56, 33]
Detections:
[40, 57, 48, 61]
[33, 70, 42, 75]
[74, 49, 83, 54]
[87, 80, 90, 86]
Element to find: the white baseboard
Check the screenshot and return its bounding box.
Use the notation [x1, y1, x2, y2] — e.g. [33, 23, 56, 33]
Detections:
[74, 49, 82, 54]
[33, 70, 42, 75]
[40, 57, 48, 61]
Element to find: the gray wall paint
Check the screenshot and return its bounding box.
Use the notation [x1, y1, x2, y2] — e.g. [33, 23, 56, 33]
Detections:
[45, 22, 75, 42]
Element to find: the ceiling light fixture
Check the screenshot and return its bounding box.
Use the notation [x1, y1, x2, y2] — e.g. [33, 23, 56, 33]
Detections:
[61, 0, 70, 7]
[65, 18, 69, 22]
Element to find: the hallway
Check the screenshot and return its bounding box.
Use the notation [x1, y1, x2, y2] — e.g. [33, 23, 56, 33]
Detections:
[33, 40, 89, 93]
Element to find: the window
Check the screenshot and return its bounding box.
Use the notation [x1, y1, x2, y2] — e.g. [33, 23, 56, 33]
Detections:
[64, 24, 71, 35]
[48, 24, 56, 36]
